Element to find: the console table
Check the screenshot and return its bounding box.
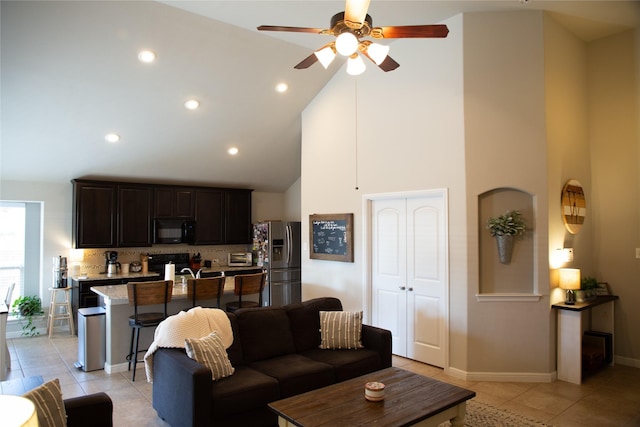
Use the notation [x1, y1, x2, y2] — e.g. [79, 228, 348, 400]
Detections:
[553, 295, 618, 384]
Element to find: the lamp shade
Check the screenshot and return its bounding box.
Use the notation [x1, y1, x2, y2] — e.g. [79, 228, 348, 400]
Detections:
[366, 42, 390, 65]
[314, 45, 336, 69]
[0, 395, 38, 427]
[346, 54, 366, 75]
[559, 268, 581, 290]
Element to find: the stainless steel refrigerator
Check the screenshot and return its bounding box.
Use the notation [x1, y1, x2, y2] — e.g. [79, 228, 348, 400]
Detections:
[253, 221, 301, 306]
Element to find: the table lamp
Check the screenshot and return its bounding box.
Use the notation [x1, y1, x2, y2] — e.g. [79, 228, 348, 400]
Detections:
[559, 268, 581, 305]
[0, 395, 38, 426]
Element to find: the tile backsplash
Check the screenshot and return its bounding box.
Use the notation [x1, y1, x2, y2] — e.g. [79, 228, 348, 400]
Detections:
[70, 244, 251, 275]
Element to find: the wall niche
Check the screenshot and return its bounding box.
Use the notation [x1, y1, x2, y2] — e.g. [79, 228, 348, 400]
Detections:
[478, 188, 535, 296]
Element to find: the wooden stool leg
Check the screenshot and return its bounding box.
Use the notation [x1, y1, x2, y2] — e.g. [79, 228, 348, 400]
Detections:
[47, 289, 56, 336]
[64, 289, 74, 335]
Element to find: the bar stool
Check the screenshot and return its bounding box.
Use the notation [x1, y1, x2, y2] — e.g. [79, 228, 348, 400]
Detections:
[126, 280, 172, 381]
[187, 277, 225, 308]
[225, 272, 267, 313]
[47, 287, 75, 337]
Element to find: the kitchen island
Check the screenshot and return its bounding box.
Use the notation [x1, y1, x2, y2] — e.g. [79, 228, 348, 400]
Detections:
[90, 269, 261, 375]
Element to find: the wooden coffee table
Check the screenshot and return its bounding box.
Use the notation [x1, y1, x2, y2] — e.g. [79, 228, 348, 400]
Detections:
[269, 367, 475, 427]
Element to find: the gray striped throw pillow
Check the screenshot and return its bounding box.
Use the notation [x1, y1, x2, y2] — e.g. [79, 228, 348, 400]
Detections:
[319, 311, 364, 350]
[185, 331, 235, 380]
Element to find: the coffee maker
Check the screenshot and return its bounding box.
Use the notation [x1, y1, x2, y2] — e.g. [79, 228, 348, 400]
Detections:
[104, 251, 120, 275]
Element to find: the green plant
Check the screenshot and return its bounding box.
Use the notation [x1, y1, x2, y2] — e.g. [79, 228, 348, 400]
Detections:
[487, 210, 527, 237]
[12, 295, 42, 337]
[581, 276, 598, 291]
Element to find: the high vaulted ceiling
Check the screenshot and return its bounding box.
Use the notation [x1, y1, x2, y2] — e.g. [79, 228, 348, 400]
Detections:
[2, 1, 638, 192]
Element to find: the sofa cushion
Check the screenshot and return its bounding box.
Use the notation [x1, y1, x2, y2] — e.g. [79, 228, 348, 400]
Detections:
[224, 312, 244, 366]
[319, 311, 364, 350]
[286, 297, 343, 352]
[185, 332, 235, 380]
[250, 354, 334, 398]
[210, 366, 280, 418]
[302, 348, 383, 382]
[23, 378, 66, 427]
[236, 307, 296, 362]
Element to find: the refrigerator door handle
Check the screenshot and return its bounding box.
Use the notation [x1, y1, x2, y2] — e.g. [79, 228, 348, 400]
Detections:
[285, 224, 292, 265]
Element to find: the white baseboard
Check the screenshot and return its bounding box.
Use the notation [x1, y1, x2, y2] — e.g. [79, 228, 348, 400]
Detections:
[616, 355, 640, 368]
[104, 362, 129, 374]
[446, 366, 557, 383]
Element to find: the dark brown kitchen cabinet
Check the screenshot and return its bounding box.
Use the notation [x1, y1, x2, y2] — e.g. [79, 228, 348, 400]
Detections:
[118, 184, 153, 246]
[225, 189, 252, 244]
[154, 187, 195, 219]
[194, 189, 224, 244]
[72, 180, 117, 248]
[72, 178, 252, 247]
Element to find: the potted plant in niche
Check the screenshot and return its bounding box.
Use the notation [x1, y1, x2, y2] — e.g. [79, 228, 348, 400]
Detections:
[487, 210, 527, 264]
[581, 276, 598, 301]
[12, 295, 43, 337]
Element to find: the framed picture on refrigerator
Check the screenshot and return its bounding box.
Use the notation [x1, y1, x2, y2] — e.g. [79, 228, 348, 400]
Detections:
[309, 213, 353, 262]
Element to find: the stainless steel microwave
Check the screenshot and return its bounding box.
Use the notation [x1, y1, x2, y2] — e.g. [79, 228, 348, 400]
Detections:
[228, 252, 253, 266]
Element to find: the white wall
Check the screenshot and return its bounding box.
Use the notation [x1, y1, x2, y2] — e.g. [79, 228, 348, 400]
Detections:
[301, 14, 469, 366]
[588, 29, 640, 365]
[301, 10, 595, 378]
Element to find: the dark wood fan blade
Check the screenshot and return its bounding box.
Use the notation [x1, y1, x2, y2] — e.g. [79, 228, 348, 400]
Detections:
[360, 49, 400, 72]
[257, 25, 326, 34]
[376, 24, 449, 38]
[294, 53, 319, 69]
[377, 55, 400, 72]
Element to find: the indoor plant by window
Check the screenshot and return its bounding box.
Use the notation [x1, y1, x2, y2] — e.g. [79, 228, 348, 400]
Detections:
[12, 295, 43, 336]
[487, 210, 527, 264]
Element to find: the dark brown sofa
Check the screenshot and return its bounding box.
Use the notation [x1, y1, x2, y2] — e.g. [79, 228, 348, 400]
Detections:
[152, 297, 392, 427]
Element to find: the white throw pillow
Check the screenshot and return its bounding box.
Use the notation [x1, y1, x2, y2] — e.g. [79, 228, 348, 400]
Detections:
[185, 331, 235, 380]
[319, 311, 364, 350]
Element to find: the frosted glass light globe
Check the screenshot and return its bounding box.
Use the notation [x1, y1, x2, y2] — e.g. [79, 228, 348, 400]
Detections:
[335, 32, 358, 56]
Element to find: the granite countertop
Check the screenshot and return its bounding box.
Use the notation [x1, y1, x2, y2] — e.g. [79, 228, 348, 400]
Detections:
[72, 265, 262, 282]
[91, 276, 238, 305]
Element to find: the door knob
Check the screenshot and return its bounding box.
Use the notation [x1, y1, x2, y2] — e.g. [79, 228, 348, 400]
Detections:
[399, 286, 406, 291]
[408, 287, 413, 291]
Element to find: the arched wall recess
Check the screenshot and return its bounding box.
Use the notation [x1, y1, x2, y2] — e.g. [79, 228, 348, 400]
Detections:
[561, 180, 585, 235]
[478, 188, 536, 299]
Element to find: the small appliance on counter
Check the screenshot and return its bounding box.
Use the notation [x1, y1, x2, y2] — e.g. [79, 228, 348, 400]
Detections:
[130, 261, 142, 272]
[104, 251, 120, 275]
[53, 256, 68, 288]
[228, 252, 253, 267]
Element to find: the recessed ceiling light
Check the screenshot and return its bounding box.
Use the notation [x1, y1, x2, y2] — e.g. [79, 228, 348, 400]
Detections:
[138, 50, 157, 63]
[228, 147, 239, 155]
[105, 133, 120, 143]
[276, 83, 288, 93]
[184, 99, 200, 110]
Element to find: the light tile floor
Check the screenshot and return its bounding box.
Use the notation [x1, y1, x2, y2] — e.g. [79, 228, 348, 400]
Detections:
[5, 334, 640, 426]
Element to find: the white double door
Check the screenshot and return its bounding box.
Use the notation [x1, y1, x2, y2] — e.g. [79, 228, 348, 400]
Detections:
[370, 192, 447, 367]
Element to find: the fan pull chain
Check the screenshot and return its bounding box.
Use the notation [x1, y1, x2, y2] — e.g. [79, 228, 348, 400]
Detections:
[354, 79, 359, 190]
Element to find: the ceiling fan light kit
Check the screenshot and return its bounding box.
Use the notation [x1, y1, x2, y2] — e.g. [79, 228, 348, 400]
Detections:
[336, 32, 359, 56]
[314, 44, 337, 69]
[258, 0, 449, 75]
[347, 54, 367, 76]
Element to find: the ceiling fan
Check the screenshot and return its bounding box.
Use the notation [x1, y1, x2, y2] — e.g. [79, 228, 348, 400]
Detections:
[257, 0, 449, 75]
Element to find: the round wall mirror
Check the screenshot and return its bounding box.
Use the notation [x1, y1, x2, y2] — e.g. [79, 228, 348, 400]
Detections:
[561, 180, 586, 234]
